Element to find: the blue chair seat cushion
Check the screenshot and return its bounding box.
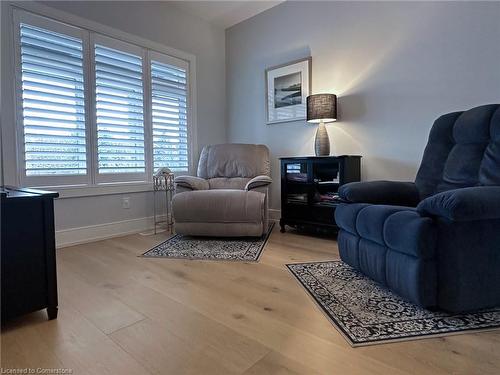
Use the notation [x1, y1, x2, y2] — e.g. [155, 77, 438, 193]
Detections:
[336, 203, 436, 259]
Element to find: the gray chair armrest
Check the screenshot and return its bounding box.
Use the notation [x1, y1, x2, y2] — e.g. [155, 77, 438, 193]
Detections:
[174, 176, 209, 191]
[245, 175, 272, 190]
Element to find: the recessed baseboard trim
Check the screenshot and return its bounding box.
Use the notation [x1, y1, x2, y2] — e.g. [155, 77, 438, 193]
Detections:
[269, 208, 281, 222]
[56, 215, 165, 248]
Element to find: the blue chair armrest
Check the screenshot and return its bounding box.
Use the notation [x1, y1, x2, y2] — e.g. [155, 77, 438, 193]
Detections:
[417, 186, 500, 222]
[338, 180, 420, 206]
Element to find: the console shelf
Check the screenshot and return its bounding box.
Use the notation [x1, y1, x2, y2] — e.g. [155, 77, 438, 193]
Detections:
[279, 155, 361, 233]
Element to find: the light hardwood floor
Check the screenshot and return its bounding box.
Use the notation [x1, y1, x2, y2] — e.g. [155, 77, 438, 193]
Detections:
[2, 226, 500, 375]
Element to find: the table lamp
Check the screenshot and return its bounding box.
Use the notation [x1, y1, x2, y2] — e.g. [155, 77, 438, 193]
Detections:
[306, 94, 337, 156]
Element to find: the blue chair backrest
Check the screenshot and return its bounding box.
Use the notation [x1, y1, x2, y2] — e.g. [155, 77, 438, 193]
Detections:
[415, 104, 500, 199]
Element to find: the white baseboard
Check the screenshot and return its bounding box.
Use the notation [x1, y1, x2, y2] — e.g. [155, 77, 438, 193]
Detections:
[56, 215, 164, 248]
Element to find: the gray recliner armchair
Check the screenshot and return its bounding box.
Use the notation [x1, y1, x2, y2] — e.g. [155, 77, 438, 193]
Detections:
[172, 144, 272, 237]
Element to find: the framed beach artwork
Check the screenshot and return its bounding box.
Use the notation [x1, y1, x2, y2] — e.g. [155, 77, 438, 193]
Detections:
[265, 57, 311, 124]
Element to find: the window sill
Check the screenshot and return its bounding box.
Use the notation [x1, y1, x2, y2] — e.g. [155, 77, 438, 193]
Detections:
[47, 182, 154, 199]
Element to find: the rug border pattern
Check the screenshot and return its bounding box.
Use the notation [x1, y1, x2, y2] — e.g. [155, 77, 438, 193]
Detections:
[286, 260, 500, 347]
[140, 222, 274, 262]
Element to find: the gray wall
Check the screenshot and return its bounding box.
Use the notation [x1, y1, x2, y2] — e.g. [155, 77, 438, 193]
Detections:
[226, 1, 500, 210]
[1, 1, 226, 231]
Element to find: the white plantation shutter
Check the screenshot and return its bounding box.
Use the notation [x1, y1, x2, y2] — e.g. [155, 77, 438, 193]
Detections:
[14, 10, 194, 188]
[150, 54, 189, 172]
[95, 39, 146, 180]
[19, 22, 87, 181]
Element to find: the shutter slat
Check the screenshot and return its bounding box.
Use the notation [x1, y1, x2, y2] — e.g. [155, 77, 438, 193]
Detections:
[151, 62, 185, 77]
[151, 84, 187, 98]
[96, 101, 144, 113]
[21, 62, 84, 81]
[26, 149, 86, 156]
[24, 117, 85, 127]
[152, 97, 187, 105]
[99, 153, 144, 165]
[25, 125, 86, 134]
[95, 64, 142, 80]
[151, 75, 186, 88]
[153, 104, 187, 112]
[20, 24, 87, 177]
[22, 46, 83, 67]
[95, 85, 143, 100]
[95, 54, 142, 72]
[22, 55, 83, 75]
[23, 91, 85, 105]
[96, 77, 143, 93]
[22, 71, 84, 89]
[98, 168, 145, 173]
[152, 118, 187, 126]
[21, 36, 81, 57]
[152, 110, 187, 119]
[152, 124, 187, 132]
[97, 113, 144, 122]
[97, 126, 144, 136]
[96, 93, 143, 107]
[23, 98, 85, 111]
[21, 26, 82, 49]
[28, 169, 86, 175]
[22, 80, 85, 96]
[98, 138, 144, 147]
[98, 145, 144, 152]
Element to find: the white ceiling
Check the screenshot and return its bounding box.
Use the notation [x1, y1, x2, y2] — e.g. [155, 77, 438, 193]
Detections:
[171, 1, 284, 29]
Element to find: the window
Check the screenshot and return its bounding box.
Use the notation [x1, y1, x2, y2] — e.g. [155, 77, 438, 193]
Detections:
[151, 54, 189, 172]
[94, 38, 146, 182]
[14, 9, 193, 188]
[16, 16, 90, 187]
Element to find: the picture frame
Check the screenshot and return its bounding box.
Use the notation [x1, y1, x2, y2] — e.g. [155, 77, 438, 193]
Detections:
[265, 57, 311, 124]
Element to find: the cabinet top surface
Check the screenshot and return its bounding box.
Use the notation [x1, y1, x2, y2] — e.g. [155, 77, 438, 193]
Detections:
[1, 186, 59, 199]
[279, 155, 361, 160]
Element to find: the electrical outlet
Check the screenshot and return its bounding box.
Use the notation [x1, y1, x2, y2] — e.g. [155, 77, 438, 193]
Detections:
[122, 197, 130, 209]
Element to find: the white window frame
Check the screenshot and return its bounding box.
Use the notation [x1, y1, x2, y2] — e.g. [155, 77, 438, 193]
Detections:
[10, 4, 197, 193]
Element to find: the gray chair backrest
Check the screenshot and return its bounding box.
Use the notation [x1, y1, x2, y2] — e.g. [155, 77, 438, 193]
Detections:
[197, 144, 271, 179]
[415, 104, 500, 199]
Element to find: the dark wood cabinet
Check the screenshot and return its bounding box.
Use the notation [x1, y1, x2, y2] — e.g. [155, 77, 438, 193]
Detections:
[1, 186, 59, 322]
[279, 156, 361, 233]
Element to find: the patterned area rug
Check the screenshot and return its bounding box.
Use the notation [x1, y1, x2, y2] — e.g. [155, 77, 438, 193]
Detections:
[141, 223, 274, 262]
[287, 260, 500, 347]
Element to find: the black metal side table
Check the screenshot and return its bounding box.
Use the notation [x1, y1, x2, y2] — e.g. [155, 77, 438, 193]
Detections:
[153, 172, 175, 234]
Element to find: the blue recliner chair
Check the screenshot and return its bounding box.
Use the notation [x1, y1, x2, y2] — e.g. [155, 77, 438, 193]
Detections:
[335, 104, 500, 313]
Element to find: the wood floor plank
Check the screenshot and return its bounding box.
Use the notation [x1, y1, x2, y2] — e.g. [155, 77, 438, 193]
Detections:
[57, 261, 146, 334]
[1, 303, 151, 375]
[110, 318, 252, 375]
[242, 350, 321, 375]
[108, 281, 270, 373]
